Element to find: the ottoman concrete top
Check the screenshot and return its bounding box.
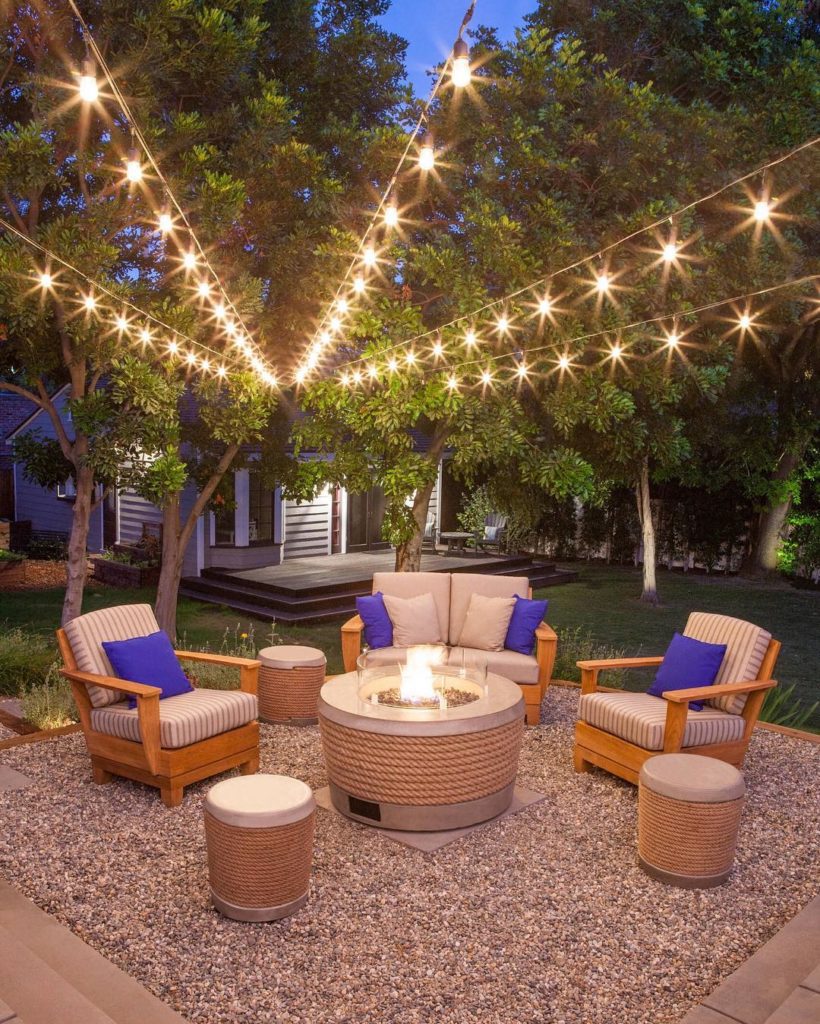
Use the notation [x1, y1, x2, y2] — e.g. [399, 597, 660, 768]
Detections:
[640, 754, 745, 803]
[259, 645, 326, 670]
[205, 774, 315, 829]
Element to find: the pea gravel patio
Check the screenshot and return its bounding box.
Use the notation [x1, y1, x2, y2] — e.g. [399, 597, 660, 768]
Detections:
[0, 687, 817, 1024]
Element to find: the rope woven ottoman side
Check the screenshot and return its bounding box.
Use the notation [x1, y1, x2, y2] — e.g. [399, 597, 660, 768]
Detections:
[204, 774, 315, 921]
[638, 753, 745, 889]
[258, 645, 327, 724]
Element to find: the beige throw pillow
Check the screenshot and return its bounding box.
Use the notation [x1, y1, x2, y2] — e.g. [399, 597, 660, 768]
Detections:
[383, 592, 442, 647]
[458, 593, 516, 652]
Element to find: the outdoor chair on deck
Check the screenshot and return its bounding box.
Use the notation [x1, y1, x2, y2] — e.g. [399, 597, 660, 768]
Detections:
[477, 514, 508, 554]
[574, 612, 780, 785]
[57, 605, 260, 807]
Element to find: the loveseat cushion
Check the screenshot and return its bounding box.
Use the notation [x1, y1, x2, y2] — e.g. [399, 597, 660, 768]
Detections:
[578, 692, 745, 751]
[373, 572, 451, 641]
[448, 574, 530, 647]
[90, 689, 258, 749]
[458, 593, 516, 651]
[448, 646, 540, 685]
[63, 604, 162, 708]
[683, 612, 772, 715]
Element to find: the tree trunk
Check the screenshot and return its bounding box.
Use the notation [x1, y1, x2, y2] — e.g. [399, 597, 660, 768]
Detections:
[741, 450, 802, 576]
[635, 457, 659, 605]
[154, 497, 184, 637]
[394, 476, 436, 572]
[61, 464, 95, 624]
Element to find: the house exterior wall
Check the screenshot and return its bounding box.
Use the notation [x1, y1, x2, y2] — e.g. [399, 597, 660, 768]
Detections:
[118, 487, 164, 545]
[283, 489, 333, 559]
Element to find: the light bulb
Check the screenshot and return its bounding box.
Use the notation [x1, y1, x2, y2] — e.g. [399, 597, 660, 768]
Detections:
[295, 367, 307, 384]
[446, 374, 459, 391]
[384, 200, 399, 228]
[481, 369, 493, 386]
[197, 280, 211, 298]
[217, 365, 227, 378]
[362, 245, 377, 268]
[340, 372, 351, 387]
[83, 294, 96, 311]
[39, 272, 52, 288]
[516, 363, 528, 379]
[115, 315, 128, 331]
[662, 242, 678, 263]
[387, 357, 398, 372]
[139, 327, 151, 344]
[225, 321, 237, 337]
[168, 340, 179, 354]
[185, 351, 197, 366]
[352, 369, 362, 384]
[158, 210, 173, 233]
[432, 339, 444, 358]
[610, 343, 623, 359]
[200, 358, 210, 372]
[406, 350, 416, 365]
[319, 329, 331, 345]
[336, 298, 349, 314]
[353, 274, 366, 294]
[182, 251, 197, 271]
[451, 38, 471, 88]
[538, 296, 552, 315]
[496, 315, 509, 333]
[753, 200, 770, 223]
[330, 316, 342, 332]
[125, 147, 142, 183]
[263, 371, 277, 387]
[418, 133, 435, 171]
[464, 329, 477, 348]
[368, 364, 378, 379]
[738, 313, 752, 330]
[558, 355, 570, 370]
[596, 272, 611, 294]
[666, 332, 680, 348]
[78, 60, 98, 102]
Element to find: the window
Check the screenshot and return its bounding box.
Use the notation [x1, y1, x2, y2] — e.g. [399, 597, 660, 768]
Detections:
[56, 477, 76, 500]
[248, 472, 274, 545]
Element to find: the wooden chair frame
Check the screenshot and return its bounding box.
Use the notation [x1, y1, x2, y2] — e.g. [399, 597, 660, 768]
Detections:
[57, 630, 260, 807]
[341, 585, 557, 726]
[573, 639, 781, 785]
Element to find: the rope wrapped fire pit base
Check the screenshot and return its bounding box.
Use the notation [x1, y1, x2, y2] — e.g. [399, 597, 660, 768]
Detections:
[318, 670, 525, 832]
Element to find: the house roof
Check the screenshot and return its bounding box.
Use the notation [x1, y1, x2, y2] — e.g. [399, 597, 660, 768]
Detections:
[0, 391, 38, 445]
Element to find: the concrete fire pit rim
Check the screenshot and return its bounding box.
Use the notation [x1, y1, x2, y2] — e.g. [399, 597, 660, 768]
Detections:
[318, 671, 524, 736]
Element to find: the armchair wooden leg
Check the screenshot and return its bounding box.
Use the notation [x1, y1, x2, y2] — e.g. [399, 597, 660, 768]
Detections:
[525, 700, 540, 726]
[240, 754, 259, 776]
[91, 763, 114, 786]
[161, 783, 184, 808]
[573, 747, 591, 773]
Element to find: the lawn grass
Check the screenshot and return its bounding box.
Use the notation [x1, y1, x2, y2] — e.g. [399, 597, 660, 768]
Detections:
[2, 564, 817, 724]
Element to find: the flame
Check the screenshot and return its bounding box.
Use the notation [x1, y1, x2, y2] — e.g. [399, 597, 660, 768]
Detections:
[399, 646, 446, 705]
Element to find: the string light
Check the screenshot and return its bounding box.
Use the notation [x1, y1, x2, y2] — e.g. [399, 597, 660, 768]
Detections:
[516, 363, 528, 379]
[753, 199, 771, 223]
[432, 338, 444, 358]
[125, 146, 143, 183]
[158, 207, 173, 233]
[217, 365, 227, 379]
[661, 241, 678, 263]
[480, 369, 493, 386]
[78, 58, 98, 102]
[182, 251, 197, 271]
[464, 328, 477, 348]
[384, 199, 399, 228]
[185, 351, 197, 366]
[418, 132, 436, 171]
[538, 296, 552, 315]
[451, 38, 471, 88]
[352, 369, 362, 384]
[168, 340, 179, 355]
[38, 271, 52, 289]
[596, 271, 611, 294]
[665, 329, 680, 348]
[83, 293, 96, 311]
[368, 364, 378, 379]
[362, 245, 377, 268]
[213, 302, 226, 320]
[738, 312, 753, 330]
[353, 274, 366, 294]
[558, 355, 571, 370]
[336, 298, 349, 314]
[330, 315, 342, 332]
[197, 280, 211, 298]
[139, 327, 151, 345]
[446, 374, 459, 391]
[387, 357, 399, 372]
[115, 314, 128, 331]
[609, 342, 623, 360]
[405, 350, 417, 366]
[294, 367, 307, 385]
[496, 315, 510, 334]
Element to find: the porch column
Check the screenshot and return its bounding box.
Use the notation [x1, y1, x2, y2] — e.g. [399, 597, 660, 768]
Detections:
[234, 470, 249, 547]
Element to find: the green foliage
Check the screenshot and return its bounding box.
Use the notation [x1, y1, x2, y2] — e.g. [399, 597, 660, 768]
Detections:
[25, 535, 69, 561]
[758, 683, 819, 730]
[552, 627, 632, 686]
[0, 549, 24, 563]
[0, 626, 54, 697]
[20, 661, 78, 731]
[457, 485, 493, 536]
[177, 620, 280, 689]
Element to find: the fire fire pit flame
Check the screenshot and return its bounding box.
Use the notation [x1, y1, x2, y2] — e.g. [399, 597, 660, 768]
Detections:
[399, 646, 446, 707]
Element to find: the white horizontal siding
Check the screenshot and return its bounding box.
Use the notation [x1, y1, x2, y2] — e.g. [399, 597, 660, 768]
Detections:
[283, 493, 332, 559]
[117, 488, 163, 545]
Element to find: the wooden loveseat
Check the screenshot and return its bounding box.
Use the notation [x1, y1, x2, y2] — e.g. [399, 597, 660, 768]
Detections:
[341, 571, 557, 725]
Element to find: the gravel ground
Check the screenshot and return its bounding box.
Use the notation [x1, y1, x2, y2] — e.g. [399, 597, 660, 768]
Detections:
[0, 723, 17, 741]
[0, 687, 817, 1024]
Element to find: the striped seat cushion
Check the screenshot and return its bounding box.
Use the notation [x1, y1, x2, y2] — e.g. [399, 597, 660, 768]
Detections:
[684, 612, 772, 714]
[90, 689, 258, 749]
[63, 604, 162, 708]
[579, 692, 745, 751]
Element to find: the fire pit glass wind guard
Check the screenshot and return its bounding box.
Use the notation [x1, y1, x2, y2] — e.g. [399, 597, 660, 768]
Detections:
[357, 645, 487, 714]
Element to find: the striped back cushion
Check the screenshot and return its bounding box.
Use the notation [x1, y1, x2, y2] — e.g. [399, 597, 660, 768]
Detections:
[63, 604, 162, 708]
[684, 612, 772, 715]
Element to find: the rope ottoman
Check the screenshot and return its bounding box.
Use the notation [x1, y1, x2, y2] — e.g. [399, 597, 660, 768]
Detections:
[638, 753, 746, 889]
[258, 645, 327, 724]
[204, 773, 315, 921]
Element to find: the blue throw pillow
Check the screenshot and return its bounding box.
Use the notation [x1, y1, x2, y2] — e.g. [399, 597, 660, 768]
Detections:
[102, 630, 193, 709]
[504, 594, 548, 656]
[356, 592, 393, 650]
[647, 632, 727, 711]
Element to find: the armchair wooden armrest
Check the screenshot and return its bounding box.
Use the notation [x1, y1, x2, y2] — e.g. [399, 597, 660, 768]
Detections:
[174, 650, 260, 694]
[341, 614, 365, 674]
[60, 669, 162, 774]
[535, 622, 557, 691]
[578, 656, 664, 694]
[663, 679, 776, 703]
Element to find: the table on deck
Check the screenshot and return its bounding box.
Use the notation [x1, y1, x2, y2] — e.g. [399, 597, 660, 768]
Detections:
[439, 531, 476, 555]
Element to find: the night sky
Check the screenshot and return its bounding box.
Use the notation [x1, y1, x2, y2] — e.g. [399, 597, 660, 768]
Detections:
[378, 0, 536, 94]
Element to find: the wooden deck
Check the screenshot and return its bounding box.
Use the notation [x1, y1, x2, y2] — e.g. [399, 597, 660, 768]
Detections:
[181, 549, 578, 624]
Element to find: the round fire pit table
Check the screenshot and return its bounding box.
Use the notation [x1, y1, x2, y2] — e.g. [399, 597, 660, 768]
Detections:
[318, 667, 524, 831]
[258, 645, 327, 725]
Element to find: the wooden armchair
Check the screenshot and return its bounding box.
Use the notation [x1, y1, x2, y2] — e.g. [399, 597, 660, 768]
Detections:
[574, 612, 781, 785]
[57, 604, 260, 807]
